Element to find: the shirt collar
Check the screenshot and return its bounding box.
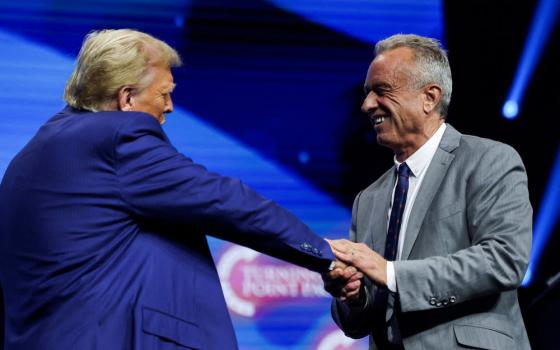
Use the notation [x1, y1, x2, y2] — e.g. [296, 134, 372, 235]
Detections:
[394, 123, 447, 177]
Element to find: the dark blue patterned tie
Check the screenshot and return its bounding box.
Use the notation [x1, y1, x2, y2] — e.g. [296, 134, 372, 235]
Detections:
[372, 163, 411, 348]
[384, 163, 411, 260]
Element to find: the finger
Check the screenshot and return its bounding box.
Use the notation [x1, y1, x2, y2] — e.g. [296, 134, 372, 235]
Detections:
[345, 287, 361, 300]
[332, 242, 364, 263]
[333, 260, 348, 270]
[329, 239, 353, 252]
[340, 281, 361, 299]
[328, 268, 344, 279]
[326, 263, 354, 280]
[332, 249, 354, 264]
[348, 271, 364, 282]
[341, 265, 357, 279]
[345, 279, 361, 292]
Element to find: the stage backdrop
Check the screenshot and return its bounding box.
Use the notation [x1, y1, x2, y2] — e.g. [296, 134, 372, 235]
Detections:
[0, 1, 444, 349]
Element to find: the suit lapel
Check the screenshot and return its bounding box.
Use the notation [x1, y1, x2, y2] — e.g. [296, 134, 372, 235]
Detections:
[401, 124, 461, 260]
[368, 170, 396, 253]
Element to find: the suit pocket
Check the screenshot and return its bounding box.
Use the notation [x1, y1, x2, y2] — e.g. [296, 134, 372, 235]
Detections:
[453, 319, 514, 349]
[142, 306, 205, 349]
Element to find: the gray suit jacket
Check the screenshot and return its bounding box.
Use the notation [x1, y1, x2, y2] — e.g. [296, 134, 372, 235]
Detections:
[332, 124, 532, 350]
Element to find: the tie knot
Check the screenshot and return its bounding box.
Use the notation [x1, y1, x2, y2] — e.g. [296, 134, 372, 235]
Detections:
[397, 163, 411, 178]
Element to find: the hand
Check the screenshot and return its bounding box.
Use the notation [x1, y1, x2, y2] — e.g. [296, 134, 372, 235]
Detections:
[322, 260, 363, 302]
[327, 239, 388, 287]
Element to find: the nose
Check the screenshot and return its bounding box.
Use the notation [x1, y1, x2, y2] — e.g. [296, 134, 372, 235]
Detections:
[164, 95, 173, 114]
[361, 91, 378, 114]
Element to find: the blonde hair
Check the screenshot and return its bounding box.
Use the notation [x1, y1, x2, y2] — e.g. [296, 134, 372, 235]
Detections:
[64, 29, 182, 111]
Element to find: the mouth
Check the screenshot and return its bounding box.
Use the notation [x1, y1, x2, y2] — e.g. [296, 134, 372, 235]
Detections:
[371, 115, 387, 126]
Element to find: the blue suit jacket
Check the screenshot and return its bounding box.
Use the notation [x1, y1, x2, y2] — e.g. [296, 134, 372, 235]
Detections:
[0, 107, 335, 349]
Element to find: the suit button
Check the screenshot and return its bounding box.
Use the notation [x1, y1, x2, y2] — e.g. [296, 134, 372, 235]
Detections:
[300, 242, 311, 251]
[450, 296, 456, 303]
[312, 248, 319, 255]
[429, 297, 436, 306]
[442, 298, 449, 306]
[436, 301, 442, 307]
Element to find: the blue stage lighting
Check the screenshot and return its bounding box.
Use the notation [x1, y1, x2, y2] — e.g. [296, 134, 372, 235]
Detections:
[502, 0, 560, 120]
[502, 100, 519, 119]
[522, 145, 560, 286]
[298, 151, 310, 165]
[175, 15, 185, 28]
[266, 0, 443, 44]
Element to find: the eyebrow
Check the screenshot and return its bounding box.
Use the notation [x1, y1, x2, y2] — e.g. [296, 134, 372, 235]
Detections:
[164, 83, 176, 93]
[363, 82, 392, 94]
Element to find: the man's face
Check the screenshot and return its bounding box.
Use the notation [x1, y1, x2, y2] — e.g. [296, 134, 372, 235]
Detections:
[131, 64, 175, 124]
[361, 47, 427, 156]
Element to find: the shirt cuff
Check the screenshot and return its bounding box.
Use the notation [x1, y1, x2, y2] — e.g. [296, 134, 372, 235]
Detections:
[386, 261, 397, 292]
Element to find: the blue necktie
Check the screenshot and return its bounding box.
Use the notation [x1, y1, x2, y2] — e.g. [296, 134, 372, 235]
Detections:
[373, 163, 411, 348]
[384, 163, 411, 260]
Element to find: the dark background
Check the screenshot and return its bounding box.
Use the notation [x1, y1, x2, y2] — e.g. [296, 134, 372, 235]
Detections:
[444, 2, 559, 348]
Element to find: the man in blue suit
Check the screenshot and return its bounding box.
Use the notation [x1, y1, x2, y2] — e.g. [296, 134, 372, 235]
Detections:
[0, 29, 345, 349]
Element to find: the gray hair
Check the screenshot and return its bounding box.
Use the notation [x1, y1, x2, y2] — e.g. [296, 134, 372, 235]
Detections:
[64, 29, 182, 112]
[375, 34, 452, 117]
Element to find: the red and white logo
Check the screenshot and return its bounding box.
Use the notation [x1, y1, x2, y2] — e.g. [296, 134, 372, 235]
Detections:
[217, 244, 328, 317]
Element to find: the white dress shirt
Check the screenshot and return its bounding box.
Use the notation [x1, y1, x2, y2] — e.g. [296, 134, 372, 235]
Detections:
[386, 123, 446, 292]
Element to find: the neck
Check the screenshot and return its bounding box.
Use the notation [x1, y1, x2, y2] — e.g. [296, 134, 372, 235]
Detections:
[394, 118, 444, 162]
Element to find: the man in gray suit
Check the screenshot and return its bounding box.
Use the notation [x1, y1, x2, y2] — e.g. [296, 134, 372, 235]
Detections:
[324, 34, 532, 349]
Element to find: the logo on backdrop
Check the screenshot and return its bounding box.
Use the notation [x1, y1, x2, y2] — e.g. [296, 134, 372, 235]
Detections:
[217, 244, 329, 317]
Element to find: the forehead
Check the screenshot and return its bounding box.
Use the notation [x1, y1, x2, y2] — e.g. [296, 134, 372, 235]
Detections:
[366, 47, 415, 83]
[144, 64, 174, 89]
[155, 65, 174, 84]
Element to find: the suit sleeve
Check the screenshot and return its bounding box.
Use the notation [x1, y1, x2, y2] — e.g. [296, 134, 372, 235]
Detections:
[331, 191, 377, 338]
[394, 143, 532, 312]
[113, 113, 335, 272]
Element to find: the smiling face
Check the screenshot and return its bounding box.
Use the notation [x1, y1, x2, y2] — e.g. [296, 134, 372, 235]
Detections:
[129, 64, 176, 124]
[361, 47, 442, 160]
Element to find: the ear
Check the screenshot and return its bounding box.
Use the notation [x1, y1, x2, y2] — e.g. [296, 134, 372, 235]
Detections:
[117, 86, 134, 111]
[422, 84, 442, 114]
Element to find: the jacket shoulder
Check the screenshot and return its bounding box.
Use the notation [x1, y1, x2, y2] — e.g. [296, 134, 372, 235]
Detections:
[454, 133, 523, 167]
[56, 109, 164, 147]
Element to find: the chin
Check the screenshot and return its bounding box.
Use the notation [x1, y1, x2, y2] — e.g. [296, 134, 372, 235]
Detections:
[376, 135, 396, 149]
[376, 130, 388, 145]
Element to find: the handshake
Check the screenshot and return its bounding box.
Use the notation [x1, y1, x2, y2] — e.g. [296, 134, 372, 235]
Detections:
[322, 239, 388, 303]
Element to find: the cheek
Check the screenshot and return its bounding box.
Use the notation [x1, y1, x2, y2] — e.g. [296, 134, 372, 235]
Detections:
[380, 95, 401, 112]
[157, 96, 167, 109]
[376, 99, 393, 115]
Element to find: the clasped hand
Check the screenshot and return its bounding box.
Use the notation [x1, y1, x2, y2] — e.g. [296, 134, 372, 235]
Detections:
[322, 239, 388, 302]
